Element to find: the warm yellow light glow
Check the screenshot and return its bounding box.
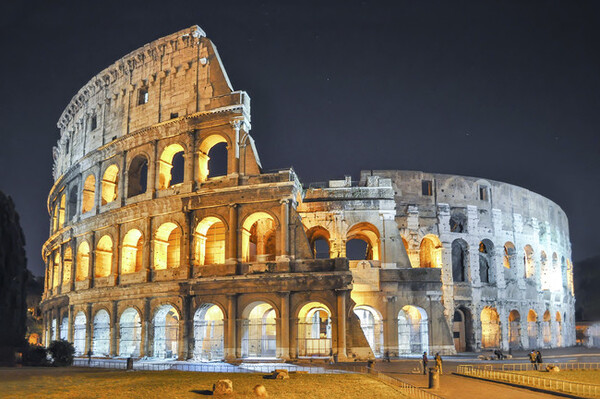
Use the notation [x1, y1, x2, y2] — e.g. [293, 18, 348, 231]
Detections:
[346, 222, 380, 261]
[76, 242, 90, 281]
[95, 235, 113, 277]
[62, 246, 72, 284]
[52, 251, 60, 288]
[82, 174, 96, 213]
[419, 235, 442, 268]
[158, 144, 185, 189]
[198, 135, 227, 182]
[195, 217, 226, 265]
[101, 164, 119, 205]
[524, 245, 534, 278]
[242, 212, 275, 262]
[122, 229, 143, 274]
[58, 193, 66, 228]
[154, 222, 181, 270]
[503, 242, 515, 269]
[480, 307, 500, 348]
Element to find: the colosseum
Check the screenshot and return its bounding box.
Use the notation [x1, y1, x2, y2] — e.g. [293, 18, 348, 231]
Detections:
[41, 26, 576, 362]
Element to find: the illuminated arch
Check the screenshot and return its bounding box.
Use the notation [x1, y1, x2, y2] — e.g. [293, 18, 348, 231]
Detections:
[305, 226, 331, 259]
[398, 305, 428, 355]
[503, 242, 515, 269]
[62, 246, 73, 284]
[193, 304, 225, 361]
[480, 307, 500, 348]
[58, 193, 66, 228]
[153, 304, 180, 358]
[297, 302, 332, 357]
[543, 310, 552, 346]
[346, 222, 380, 261]
[419, 234, 442, 268]
[241, 301, 277, 358]
[76, 241, 90, 281]
[127, 154, 149, 198]
[555, 311, 562, 346]
[101, 164, 119, 205]
[158, 143, 185, 189]
[81, 174, 96, 214]
[198, 134, 228, 182]
[52, 251, 60, 288]
[92, 309, 110, 356]
[354, 305, 383, 357]
[508, 310, 521, 349]
[121, 229, 143, 274]
[153, 222, 181, 270]
[241, 212, 276, 262]
[194, 217, 226, 265]
[527, 309, 538, 348]
[95, 235, 113, 278]
[524, 245, 535, 278]
[119, 308, 141, 357]
[73, 311, 87, 355]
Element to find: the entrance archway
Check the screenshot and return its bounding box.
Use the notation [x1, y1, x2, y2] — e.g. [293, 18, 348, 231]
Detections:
[193, 304, 224, 361]
[527, 310, 538, 348]
[92, 309, 110, 356]
[509, 310, 521, 349]
[298, 302, 332, 357]
[119, 308, 141, 357]
[241, 302, 277, 358]
[480, 307, 500, 348]
[398, 305, 428, 355]
[153, 305, 179, 358]
[354, 306, 383, 357]
[73, 312, 86, 355]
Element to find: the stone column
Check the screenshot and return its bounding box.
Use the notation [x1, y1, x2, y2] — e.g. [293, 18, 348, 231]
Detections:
[336, 289, 348, 360]
[278, 292, 290, 360]
[279, 200, 289, 258]
[178, 297, 191, 360]
[227, 204, 238, 263]
[383, 296, 398, 357]
[140, 298, 151, 358]
[110, 301, 118, 357]
[85, 303, 93, 355]
[230, 120, 242, 174]
[68, 305, 74, 343]
[225, 294, 237, 361]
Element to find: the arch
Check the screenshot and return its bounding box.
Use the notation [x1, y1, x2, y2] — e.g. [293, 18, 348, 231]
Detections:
[478, 239, 494, 284]
[58, 193, 66, 228]
[480, 307, 500, 348]
[346, 222, 380, 261]
[242, 212, 276, 262]
[193, 304, 225, 361]
[198, 134, 228, 182]
[297, 302, 332, 357]
[398, 305, 428, 355]
[119, 308, 141, 357]
[62, 246, 73, 284]
[76, 241, 90, 281]
[527, 309, 538, 348]
[153, 222, 181, 270]
[51, 318, 57, 341]
[503, 242, 516, 269]
[92, 309, 110, 356]
[555, 311, 562, 346]
[52, 251, 60, 288]
[305, 226, 331, 259]
[67, 185, 78, 221]
[508, 310, 521, 349]
[241, 301, 277, 358]
[127, 154, 149, 198]
[524, 245, 535, 278]
[449, 209, 467, 233]
[101, 164, 119, 205]
[81, 174, 96, 214]
[419, 235, 442, 268]
[158, 143, 185, 189]
[207, 142, 228, 179]
[60, 316, 68, 341]
[194, 217, 226, 266]
[543, 310, 552, 346]
[453, 308, 473, 352]
[452, 239, 468, 282]
[95, 235, 113, 278]
[354, 305, 383, 357]
[153, 304, 180, 358]
[73, 311, 87, 355]
[121, 229, 143, 274]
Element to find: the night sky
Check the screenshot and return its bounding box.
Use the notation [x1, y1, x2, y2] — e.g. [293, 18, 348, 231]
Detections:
[1, 1, 599, 277]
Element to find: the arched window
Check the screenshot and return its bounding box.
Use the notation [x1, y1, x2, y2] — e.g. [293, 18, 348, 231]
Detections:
[503, 242, 515, 269]
[194, 217, 226, 265]
[452, 239, 468, 282]
[153, 305, 180, 358]
[158, 144, 185, 189]
[354, 306, 383, 357]
[119, 308, 142, 357]
[242, 212, 276, 262]
[241, 302, 276, 358]
[198, 135, 228, 182]
[527, 310, 538, 348]
[101, 164, 119, 205]
[92, 309, 110, 356]
[305, 226, 331, 259]
[81, 174, 96, 214]
[449, 209, 467, 233]
[121, 229, 143, 274]
[58, 193, 66, 228]
[524, 245, 535, 278]
[479, 240, 494, 284]
[480, 307, 500, 348]
[153, 223, 181, 270]
[193, 304, 224, 361]
[297, 302, 332, 357]
[73, 312, 86, 355]
[62, 246, 73, 284]
[76, 242, 90, 281]
[346, 222, 380, 261]
[419, 235, 441, 268]
[398, 305, 428, 355]
[67, 186, 78, 221]
[95, 235, 113, 278]
[508, 310, 521, 349]
[52, 251, 60, 288]
[127, 155, 148, 198]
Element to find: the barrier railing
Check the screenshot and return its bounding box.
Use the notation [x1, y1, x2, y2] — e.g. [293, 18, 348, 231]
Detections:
[457, 364, 600, 398]
[500, 362, 600, 372]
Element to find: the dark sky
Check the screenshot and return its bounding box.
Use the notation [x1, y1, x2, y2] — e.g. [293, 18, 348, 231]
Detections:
[1, 1, 599, 276]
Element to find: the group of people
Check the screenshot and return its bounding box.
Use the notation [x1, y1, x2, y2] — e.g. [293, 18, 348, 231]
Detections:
[422, 352, 443, 375]
[529, 349, 544, 370]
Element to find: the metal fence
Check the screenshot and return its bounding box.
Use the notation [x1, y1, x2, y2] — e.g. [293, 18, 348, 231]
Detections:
[457, 364, 600, 398]
[357, 366, 444, 399]
[500, 362, 600, 372]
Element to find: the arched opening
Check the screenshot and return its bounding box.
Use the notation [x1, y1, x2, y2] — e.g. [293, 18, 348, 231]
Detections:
[153, 305, 179, 359]
[242, 212, 276, 262]
[58, 193, 66, 228]
[509, 310, 521, 349]
[419, 235, 442, 268]
[305, 226, 331, 259]
[153, 223, 181, 270]
[101, 164, 119, 205]
[127, 155, 148, 198]
[567, 259, 574, 295]
[449, 209, 467, 233]
[453, 308, 472, 352]
[52, 202, 58, 233]
[242, 302, 277, 358]
[527, 310, 538, 348]
[540, 251, 549, 290]
[298, 302, 332, 358]
[92, 309, 110, 356]
[194, 217, 226, 265]
[524, 245, 535, 278]
[555, 311, 562, 346]
[121, 229, 143, 274]
[207, 142, 228, 178]
[51, 318, 57, 341]
[67, 186, 78, 221]
[543, 310, 552, 346]
[82, 174, 96, 214]
[60, 317, 68, 341]
[452, 239, 468, 282]
[346, 222, 380, 261]
[52, 251, 60, 288]
[478, 240, 493, 284]
[193, 304, 224, 361]
[62, 246, 72, 284]
[73, 312, 86, 355]
[398, 305, 428, 355]
[503, 242, 515, 269]
[354, 305, 383, 357]
[76, 242, 90, 281]
[198, 135, 228, 182]
[159, 144, 185, 189]
[480, 307, 500, 348]
[95, 235, 113, 278]
[119, 308, 141, 357]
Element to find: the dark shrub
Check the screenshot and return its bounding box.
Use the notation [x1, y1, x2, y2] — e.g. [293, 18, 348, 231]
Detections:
[48, 340, 74, 366]
[22, 344, 49, 366]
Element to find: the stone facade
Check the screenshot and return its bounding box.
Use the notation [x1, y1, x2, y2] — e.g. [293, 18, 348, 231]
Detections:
[41, 26, 575, 361]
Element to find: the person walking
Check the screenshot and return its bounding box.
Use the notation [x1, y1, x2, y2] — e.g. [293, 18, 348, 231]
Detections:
[422, 351, 428, 375]
[536, 350, 543, 370]
[435, 353, 443, 375]
[529, 350, 537, 370]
